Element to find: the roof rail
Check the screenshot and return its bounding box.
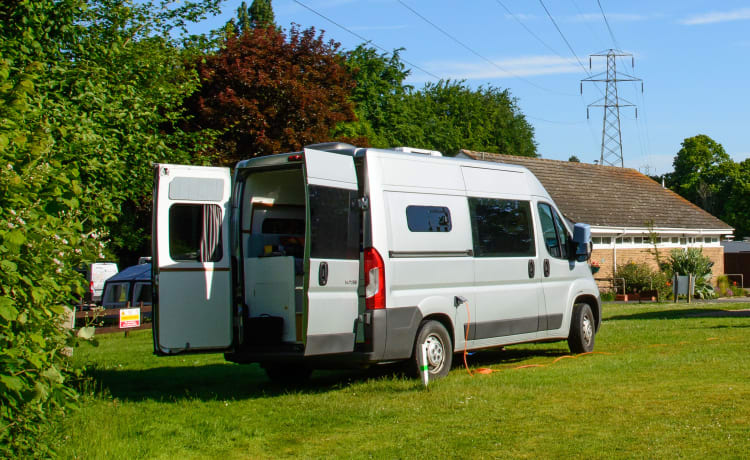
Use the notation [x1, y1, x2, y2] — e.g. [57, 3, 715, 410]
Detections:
[394, 146, 443, 157]
[304, 142, 356, 151]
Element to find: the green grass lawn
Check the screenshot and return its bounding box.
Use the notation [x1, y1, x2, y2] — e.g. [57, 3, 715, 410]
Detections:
[46, 302, 750, 459]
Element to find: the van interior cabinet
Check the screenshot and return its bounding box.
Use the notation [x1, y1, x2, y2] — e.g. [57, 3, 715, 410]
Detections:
[244, 257, 300, 343]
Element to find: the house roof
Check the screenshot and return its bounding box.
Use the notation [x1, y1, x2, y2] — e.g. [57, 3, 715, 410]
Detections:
[722, 241, 750, 253]
[460, 150, 733, 232]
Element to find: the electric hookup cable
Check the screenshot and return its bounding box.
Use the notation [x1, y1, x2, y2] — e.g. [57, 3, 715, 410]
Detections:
[460, 298, 613, 376]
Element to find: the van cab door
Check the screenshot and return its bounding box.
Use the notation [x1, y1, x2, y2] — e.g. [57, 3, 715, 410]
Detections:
[152, 164, 233, 354]
[536, 202, 575, 335]
[303, 148, 361, 355]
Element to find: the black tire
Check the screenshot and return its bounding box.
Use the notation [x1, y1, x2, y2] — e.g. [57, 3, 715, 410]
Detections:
[262, 362, 312, 384]
[567, 303, 595, 353]
[411, 320, 453, 380]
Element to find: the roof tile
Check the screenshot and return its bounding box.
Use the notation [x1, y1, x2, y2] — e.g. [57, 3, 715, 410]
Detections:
[460, 150, 733, 231]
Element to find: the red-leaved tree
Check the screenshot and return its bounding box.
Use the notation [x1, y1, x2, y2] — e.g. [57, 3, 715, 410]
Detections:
[185, 25, 357, 165]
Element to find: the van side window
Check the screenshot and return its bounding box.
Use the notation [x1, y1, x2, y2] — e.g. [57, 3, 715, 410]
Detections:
[309, 185, 360, 260]
[537, 203, 568, 259]
[406, 206, 452, 232]
[469, 198, 535, 257]
[169, 204, 223, 262]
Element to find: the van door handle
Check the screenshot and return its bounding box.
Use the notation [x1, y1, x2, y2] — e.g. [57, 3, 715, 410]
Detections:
[528, 260, 535, 278]
[543, 259, 551, 277]
[318, 262, 328, 286]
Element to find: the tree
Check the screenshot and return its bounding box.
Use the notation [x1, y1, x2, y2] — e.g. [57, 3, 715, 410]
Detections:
[0, 1, 220, 454]
[665, 134, 737, 216]
[340, 47, 537, 156]
[568, 155, 581, 162]
[184, 25, 356, 164]
[249, 0, 275, 28]
[724, 158, 750, 239]
[335, 45, 412, 147]
[396, 80, 537, 156]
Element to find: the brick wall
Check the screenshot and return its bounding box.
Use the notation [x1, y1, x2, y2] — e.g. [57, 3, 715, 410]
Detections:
[591, 246, 725, 291]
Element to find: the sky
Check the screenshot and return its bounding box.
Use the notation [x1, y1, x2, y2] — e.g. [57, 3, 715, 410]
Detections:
[191, 0, 750, 175]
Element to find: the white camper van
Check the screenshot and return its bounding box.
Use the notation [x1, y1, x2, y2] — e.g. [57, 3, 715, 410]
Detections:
[152, 144, 601, 381]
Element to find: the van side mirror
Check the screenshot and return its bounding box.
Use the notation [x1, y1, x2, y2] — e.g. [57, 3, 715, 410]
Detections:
[571, 223, 592, 262]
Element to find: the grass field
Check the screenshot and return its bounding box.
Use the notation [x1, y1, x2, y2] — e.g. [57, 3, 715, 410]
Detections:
[46, 302, 750, 459]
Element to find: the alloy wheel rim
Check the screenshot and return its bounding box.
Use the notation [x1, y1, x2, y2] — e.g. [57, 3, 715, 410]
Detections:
[424, 334, 445, 372]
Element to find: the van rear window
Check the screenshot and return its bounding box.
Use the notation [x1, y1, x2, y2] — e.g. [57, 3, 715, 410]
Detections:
[469, 198, 535, 257]
[308, 185, 360, 260]
[406, 206, 452, 232]
[168, 204, 223, 262]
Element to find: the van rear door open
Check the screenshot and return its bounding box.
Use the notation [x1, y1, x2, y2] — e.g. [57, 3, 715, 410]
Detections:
[153, 164, 233, 354]
[302, 148, 361, 355]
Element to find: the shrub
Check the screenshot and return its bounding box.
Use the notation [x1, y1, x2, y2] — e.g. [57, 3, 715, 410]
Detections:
[615, 261, 671, 301]
[668, 249, 715, 299]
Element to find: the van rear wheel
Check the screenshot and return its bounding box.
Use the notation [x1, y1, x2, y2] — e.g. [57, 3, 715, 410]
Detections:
[567, 303, 595, 353]
[411, 320, 452, 380]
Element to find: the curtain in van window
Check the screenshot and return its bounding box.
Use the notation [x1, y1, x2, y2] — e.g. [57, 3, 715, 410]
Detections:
[200, 204, 222, 262]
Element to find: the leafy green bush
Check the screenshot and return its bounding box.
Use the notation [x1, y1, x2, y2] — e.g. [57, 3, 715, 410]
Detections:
[0, 59, 102, 456]
[716, 275, 748, 297]
[669, 249, 715, 299]
[615, 261, 671, 301]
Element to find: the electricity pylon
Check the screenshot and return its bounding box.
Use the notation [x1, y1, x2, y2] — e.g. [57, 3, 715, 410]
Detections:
[581, 49, 642, 167]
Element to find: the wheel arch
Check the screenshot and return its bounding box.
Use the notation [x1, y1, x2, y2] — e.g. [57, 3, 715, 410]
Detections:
[574, 294, 601, 331]
[420, 313, 455, 353]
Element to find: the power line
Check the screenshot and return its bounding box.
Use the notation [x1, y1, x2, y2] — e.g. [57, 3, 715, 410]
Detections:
[397, 0, 575, 97]
[293, 0, 441, 80]
[537, 0, 590, 77]
[294, 0, 583, 125]
[493, 0, 565, 59]
[568, 0, 606, 45]
[596, 0, 620, 50]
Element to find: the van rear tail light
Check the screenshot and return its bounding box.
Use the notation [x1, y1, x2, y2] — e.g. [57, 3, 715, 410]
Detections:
[364, 247, 385, 310]
[89, 281, 94, 295]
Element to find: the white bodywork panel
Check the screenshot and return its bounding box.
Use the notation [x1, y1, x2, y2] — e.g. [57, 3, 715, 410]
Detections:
[303, 148, 361, 355]
[461, 166, 531, 197]
[154, 164, 232, 353]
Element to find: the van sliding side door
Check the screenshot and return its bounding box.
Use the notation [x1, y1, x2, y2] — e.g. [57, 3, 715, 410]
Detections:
[303, 148, 361, 356]
[152, 164, 233, 355]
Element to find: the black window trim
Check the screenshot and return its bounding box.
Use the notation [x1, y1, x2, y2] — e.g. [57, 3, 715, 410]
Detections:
[468, 196, 537, 258]
[537, 201, 569, 260]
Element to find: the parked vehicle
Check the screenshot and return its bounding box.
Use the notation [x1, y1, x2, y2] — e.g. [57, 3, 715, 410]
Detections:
[152, 143, 601, 381]
[87, 262, 118, 304]
[101, 263, 152, 309]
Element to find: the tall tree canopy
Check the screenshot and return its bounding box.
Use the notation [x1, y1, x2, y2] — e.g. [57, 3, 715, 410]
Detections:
[226, 0, 275, 36]
[249, 0, 275, 27]
[725, 159, 750, 238]
[665, 134, 750, 238]
[184, 25, 356, 164]
[340, 46, 537, 157]
[666, 134, 736, 216]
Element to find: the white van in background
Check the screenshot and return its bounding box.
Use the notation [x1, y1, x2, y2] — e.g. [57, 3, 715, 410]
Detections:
[152, 144, 601, 382]
[87, 262, 118, 304]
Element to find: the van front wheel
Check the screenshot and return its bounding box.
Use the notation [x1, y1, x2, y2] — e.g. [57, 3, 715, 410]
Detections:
[567, 303, 595, 353]
[411, 320, 452, 379]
